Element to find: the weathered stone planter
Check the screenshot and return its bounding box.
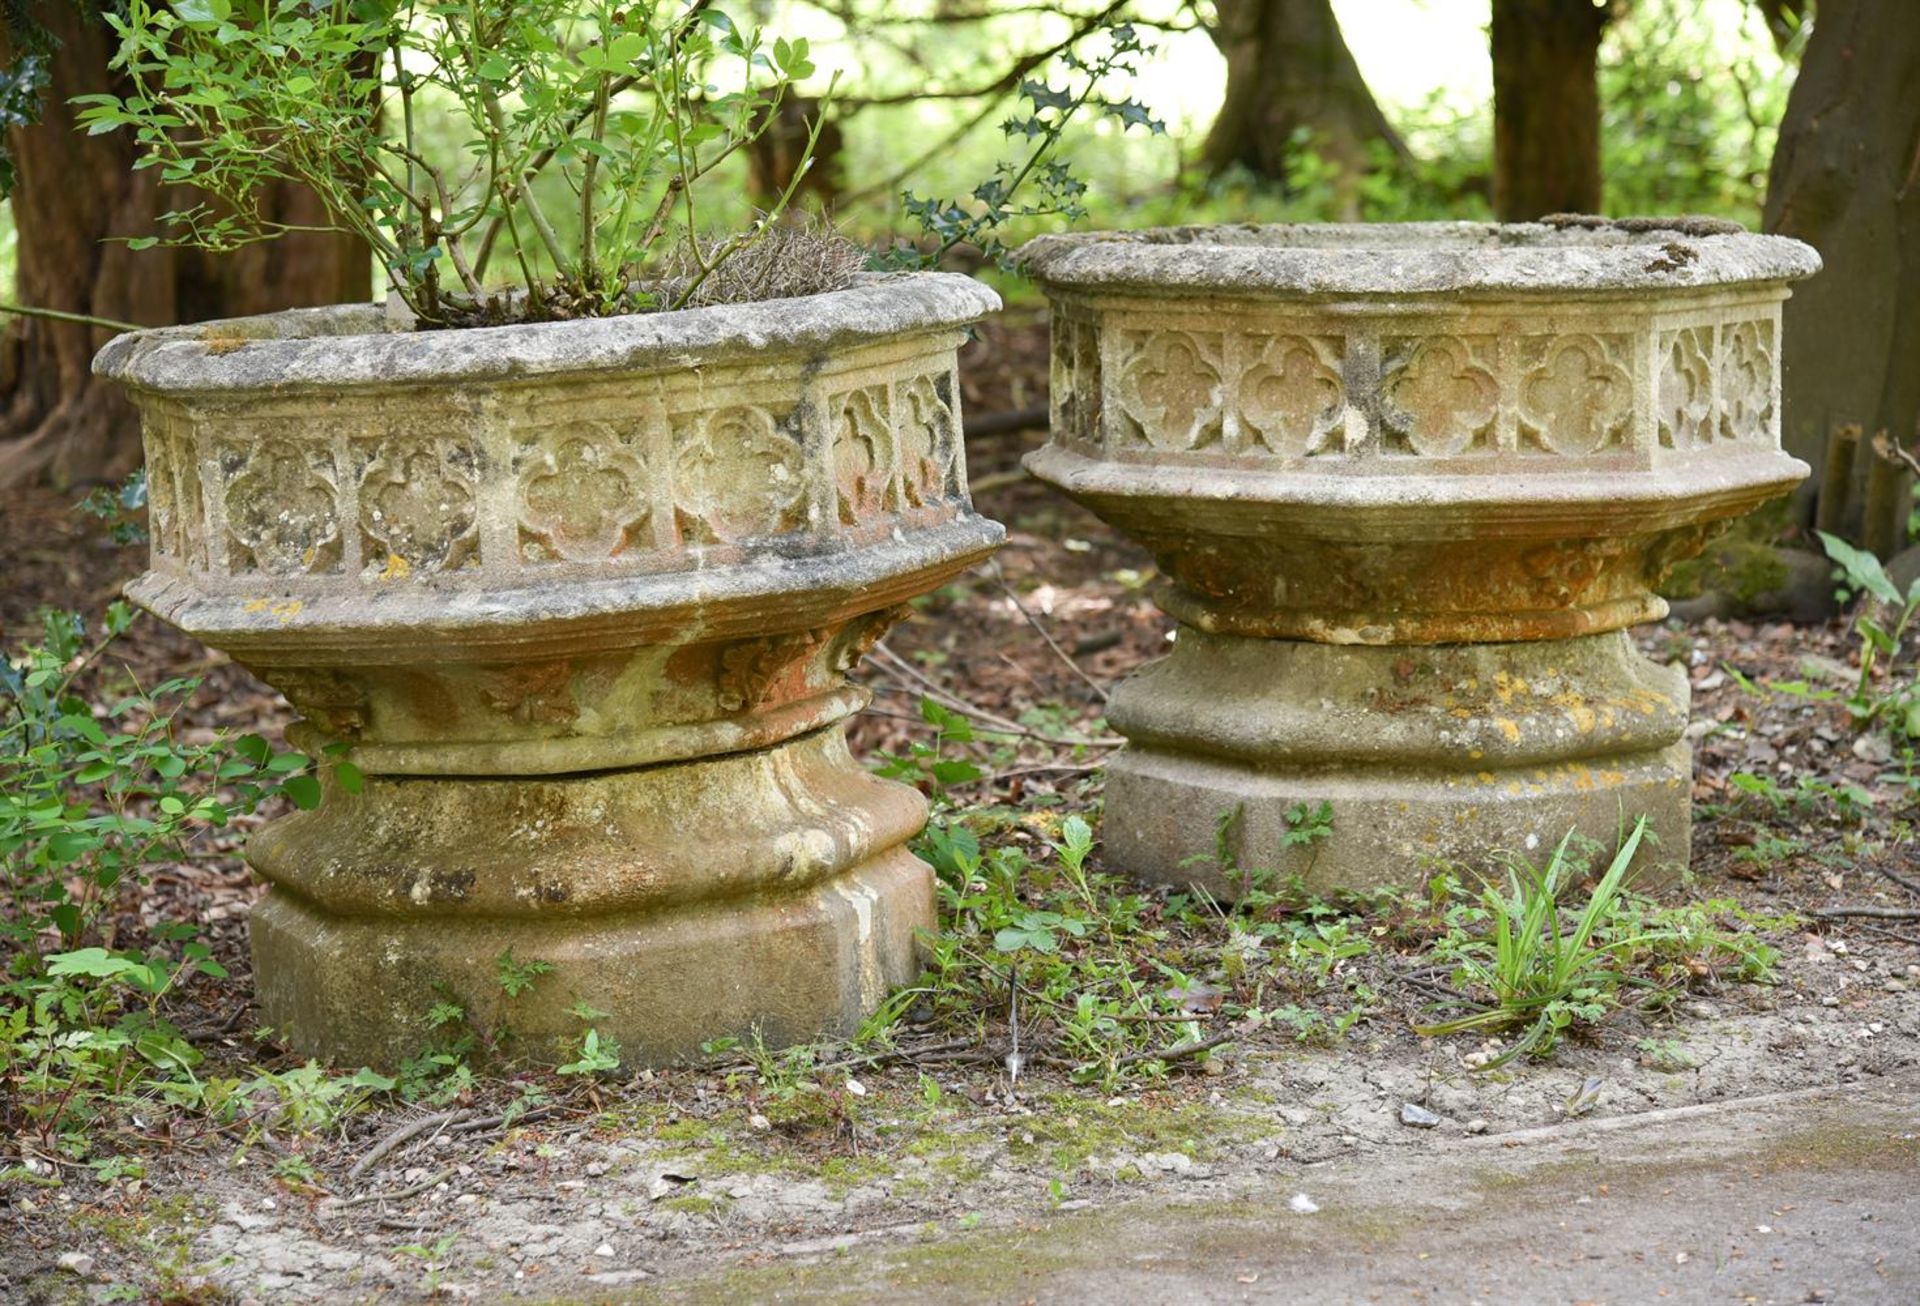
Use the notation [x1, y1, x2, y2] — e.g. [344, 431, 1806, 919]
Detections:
[97, 275, 1003, 1066]
[1021, 221, 1818, 891]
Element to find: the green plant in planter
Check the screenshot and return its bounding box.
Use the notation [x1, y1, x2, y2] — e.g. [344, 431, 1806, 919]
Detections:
[78, 1, 837, 326]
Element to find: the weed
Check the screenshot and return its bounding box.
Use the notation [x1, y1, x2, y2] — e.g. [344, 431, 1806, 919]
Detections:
[1635, 1037, 1699, 1072]
[1414, 820, 1663, 1068]
[394, 1230, 461, 1297]
[1819, 531, 1920, 742]
[557, 1002, 621, 1077]
[494, 948, 553, 999]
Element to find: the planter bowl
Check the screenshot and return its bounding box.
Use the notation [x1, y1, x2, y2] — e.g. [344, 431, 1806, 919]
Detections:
[1021, 220, 1818, 889]
[99, 273, 1003, 1067]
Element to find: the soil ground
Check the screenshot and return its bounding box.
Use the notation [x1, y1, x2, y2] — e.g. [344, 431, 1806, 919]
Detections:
[4, 317, 1919, 1302]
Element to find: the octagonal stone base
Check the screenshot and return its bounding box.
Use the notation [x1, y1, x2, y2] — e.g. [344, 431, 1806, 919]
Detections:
[1102, 630, 1692, 893]
[247, 727, 932, 1068]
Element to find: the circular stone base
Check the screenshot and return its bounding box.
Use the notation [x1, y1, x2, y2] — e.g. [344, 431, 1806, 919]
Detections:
[1102, 630, 1693, 894]
[246, 727, 933, 1069]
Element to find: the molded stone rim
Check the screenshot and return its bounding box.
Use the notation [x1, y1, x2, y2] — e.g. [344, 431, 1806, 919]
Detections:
[1016, 220, 1821, 298]
[1025, 442, 1808, 522]
[124, 514, 1002, 657]
[93, 272, 1002, 393]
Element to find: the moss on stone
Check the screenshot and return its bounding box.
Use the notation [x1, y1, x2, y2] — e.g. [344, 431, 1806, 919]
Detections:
[1659, 502, 1794, 603]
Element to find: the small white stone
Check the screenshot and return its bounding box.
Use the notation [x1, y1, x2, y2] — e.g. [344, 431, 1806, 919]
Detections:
[57, 1252, 95, 1278]
[1289, 1193, 1319, 1214]
[594, 1243, 615, 1258]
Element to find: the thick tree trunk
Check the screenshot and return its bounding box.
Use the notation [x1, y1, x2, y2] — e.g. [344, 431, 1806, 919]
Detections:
[1490, 0, 1610, 220]
[1763, 0, 1920, 525]
[1201, 0, 1408, 213]
[0, 8, 369, 489]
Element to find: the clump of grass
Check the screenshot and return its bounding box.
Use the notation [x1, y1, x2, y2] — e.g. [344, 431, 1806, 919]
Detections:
[1414, 818, 1663, 1069]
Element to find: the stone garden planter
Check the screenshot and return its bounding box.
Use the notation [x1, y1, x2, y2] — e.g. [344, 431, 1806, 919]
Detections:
[97, 274, 1003, 1067]
[1021, 221, 1819, 892]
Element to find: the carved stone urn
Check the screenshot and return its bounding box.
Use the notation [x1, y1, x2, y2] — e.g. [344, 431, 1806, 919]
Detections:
[1020, 220, 1819, 891]
[96, 274, 1003, 1067]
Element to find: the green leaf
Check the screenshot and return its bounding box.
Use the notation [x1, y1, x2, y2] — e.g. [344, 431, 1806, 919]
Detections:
[175, 0, 231, 27]
[1817, 531, 1902, 606]
[46, 948, 143, 980]
[333, 761, 365, 795]
[282, 774, 323, 810]
[931, 759, 982, 786]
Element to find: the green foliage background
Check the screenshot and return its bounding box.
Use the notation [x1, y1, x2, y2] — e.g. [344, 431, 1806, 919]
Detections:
[0, 0, 1799, 304]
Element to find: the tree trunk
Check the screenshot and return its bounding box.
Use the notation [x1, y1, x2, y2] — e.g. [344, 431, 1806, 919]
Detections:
[1490, 0, 1611, 220]
[1201, 0, 1408, 213]
[1763, 0, 1920, 523]
[746, 95, 844, 212]
[0, 8, 369, 489]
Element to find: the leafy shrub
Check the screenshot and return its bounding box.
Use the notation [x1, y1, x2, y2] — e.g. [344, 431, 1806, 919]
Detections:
[80, 1, 838, 325]
[1, 601, 356, 1152]
[895, 21, 1163, 269]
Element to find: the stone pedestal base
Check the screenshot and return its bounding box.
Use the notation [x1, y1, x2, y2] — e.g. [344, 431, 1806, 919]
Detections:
[246, 727, 932, 1068]
[1102, 630, 1691, 894]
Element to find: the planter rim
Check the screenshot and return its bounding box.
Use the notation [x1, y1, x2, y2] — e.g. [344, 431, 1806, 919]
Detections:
[126, 515, 1003, 657]
[93, 271, 1000, 394]
[1016, 219, 1820, 297]
[1025, 441, 1809, 517]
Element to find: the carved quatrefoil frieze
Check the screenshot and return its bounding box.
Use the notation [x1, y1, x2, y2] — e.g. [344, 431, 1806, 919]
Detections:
[897, 373, 961, 508]
[673, 405, 809, 544]
[358, 440, 480, 577]
[1050, 316, 1103, 447]
[1657, 327, 1715, 449]
[516, 425, 650, 564]
[1115, 330, 1226, 451]
[832, 386, 896, 524]
[1380, 336, 1499, 457]
[221, 439, 343, 576]
[1717, 319, 1775, 443]
[1518, 335, 1633, 456]
[1239, 337, 1344, 456]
